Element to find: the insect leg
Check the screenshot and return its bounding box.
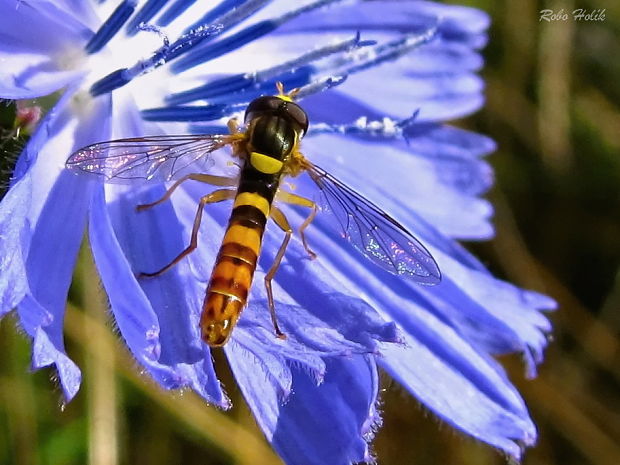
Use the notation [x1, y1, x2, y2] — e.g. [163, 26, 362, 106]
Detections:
[275, 190, 318, 259]
[136, 173, 237, 212]
[138, 188, 236, 278]
[264, 206, 293, 340]
[227, 117, 240, 134]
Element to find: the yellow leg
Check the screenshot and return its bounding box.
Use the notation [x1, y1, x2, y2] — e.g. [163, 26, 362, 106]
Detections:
[225, 117, 250, 159]
[136, 173, 237, 212]
[275, 190, 318, 259]
[264, 206, 293, 340]
[138, 189, 236, 278]
[227, 117, 240, 134]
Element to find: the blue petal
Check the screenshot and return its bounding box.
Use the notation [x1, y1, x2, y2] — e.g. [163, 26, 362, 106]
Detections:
[0, 175, 31, 316]
[227, 345, 379, 465]
[277, 1, 488, 43]
[30, 324, 82, 400]
[379, 334, 535, 461]
[17, 171, 94, 401]
[230, 326, 295, 397]
[320, 71, 484, 122]
[397, 42, 484, 74]
[403, 124, 495, 197]
[303, 115, 495, 198]
[250, 259, 402, 354]
[301, 134, 494, 240]
[0, 85, 78, 316]
[424, 253, 555, 376]
[237, 300, 372, 358]
[31, 0, 100, 29]
[14, 95, 112, 400]
[89, 188, 161, 364]
[0, 1, 91, 98]
[272, 2, 488, 120]
[230, 297, 398, 395]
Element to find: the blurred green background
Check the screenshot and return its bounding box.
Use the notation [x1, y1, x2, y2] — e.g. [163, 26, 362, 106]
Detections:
[1, 0, 619, 464]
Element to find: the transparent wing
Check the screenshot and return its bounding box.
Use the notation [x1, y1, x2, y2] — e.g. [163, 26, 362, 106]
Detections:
[66, 134, 231, 183]
[305, 162, 441, 284]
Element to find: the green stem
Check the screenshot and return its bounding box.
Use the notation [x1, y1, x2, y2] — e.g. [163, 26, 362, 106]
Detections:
[75, 235, 119, 465]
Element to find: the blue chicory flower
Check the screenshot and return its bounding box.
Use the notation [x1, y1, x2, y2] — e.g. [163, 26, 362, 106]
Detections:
[0, 1, 555, 463]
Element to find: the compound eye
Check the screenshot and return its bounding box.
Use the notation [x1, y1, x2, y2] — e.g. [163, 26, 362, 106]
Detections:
[284, 101, 309, 136]
[244, 96, 281, 124]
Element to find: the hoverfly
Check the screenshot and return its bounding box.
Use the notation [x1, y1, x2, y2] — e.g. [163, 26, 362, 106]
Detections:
[67, 84, 441, 347]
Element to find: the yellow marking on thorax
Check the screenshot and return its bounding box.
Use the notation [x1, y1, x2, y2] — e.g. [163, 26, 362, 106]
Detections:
[250, 151, 284, 174]
[222, 224, 262, 255]
[234, 192, 270, 218]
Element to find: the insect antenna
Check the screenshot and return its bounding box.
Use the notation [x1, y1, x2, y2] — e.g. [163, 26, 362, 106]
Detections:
[276, 81, 300, 101]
